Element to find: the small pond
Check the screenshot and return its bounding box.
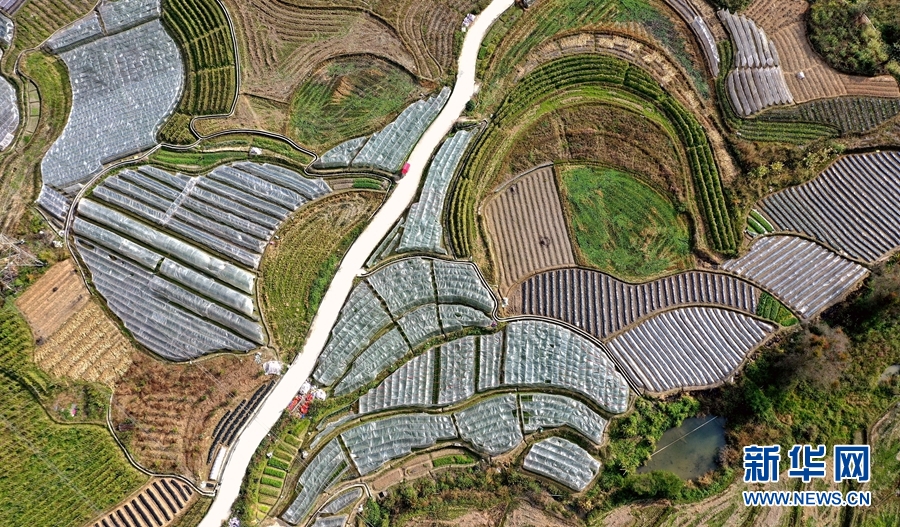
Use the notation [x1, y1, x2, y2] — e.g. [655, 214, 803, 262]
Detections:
[638, 416, 726, 480]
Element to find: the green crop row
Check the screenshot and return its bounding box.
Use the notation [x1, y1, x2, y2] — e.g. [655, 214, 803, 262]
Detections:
[449, 54, 738, 256]
[159, 0, 236, 144]
[756, 292, 798, 326]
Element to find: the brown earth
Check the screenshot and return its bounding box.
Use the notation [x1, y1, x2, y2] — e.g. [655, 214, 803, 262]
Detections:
[15, 259, 89, 342]
[745, 0, 900, 103]
[86, 477, 198, 527]
[112, 352, 271, 483]
[34, 300, 134, 386]
[482, 165, 576, 294]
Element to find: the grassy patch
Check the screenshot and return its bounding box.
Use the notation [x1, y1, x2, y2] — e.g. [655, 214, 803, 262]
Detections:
[433, 454, 477, 467]
[148, 134, 312, 174]
[290, 57, 422, 152]
[0, 302, 147, 527]
[559, 165, 691, 280]
[756, 292, 798, 326]
[260, 191, 383, 361]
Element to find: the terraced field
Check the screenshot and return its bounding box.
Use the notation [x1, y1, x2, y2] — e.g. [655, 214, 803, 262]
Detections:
[158, 0, 238, 144]
[757, 151, 900, 263]
[744, 0, 900, 103]
[88, 478, 198, 527]
[759, 97, 900, 135]
[15, 259, 88, 341]
[0, 304, 147, 527]
[482, 165, 576, 292]
[510, 268, 761, 340]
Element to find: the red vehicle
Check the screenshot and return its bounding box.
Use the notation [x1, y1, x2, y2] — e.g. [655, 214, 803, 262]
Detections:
[401, 162, 411, 176]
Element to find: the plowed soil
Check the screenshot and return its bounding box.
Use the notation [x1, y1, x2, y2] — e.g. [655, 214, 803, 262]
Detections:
[15, 259, 88, 342]
[482, 165, 576, 294]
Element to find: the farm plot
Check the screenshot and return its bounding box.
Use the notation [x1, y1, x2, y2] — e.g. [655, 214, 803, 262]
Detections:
[0, 75, 19, 150]
[88, 477, 197, 527]
[313, 256, 496, 390]
[74, 162, 331, 360]
[559, 165, 692, 281]
[482, 165, 576, 292]
[523, 437, 600, 492]
[282, 439, 348, 525]
[112, 351, 272, 480]
[313, 87, 449, 174]
[341, 413, 457, 475]
[0, 305, 147, 527]
[519, 393, 608, 445]
[757, 151, 900, 263]
[260, 191, 383, 360]
[158, 0, 237, 144]
[289, 56, 423, 152]
[606, 306, 775, 394]
[717, 9, 794, 116]
[759, 96, 900, 135]
[397, 129, 473, 255]
[452, 54, 738, 262]
[39, 10, 184, 206]
[455, 394, 522, 456]
[15, 259, 88, 341]
[744, 0, 900, 103]
[721, 235, 869, 319]
[510, 268, 761, 340]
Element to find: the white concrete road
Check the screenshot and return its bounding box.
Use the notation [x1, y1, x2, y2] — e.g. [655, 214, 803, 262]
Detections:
[199, 0, 515, 524]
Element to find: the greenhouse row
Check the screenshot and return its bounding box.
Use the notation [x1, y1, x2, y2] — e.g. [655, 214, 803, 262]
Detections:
[722, 235, 869, 319]
[314, 257, 496, 387]
[520, 393, 608, 444]
[0, 76, 19, 151]
[455, 394, 523, 456]
[37, 187, 71, 221]
[310, 515, 346, 527]
[397, 130, 473, 254]
[282, 439, 348, 525]
[97, 0, 161, 34]
[320, 488, 361, 515]
[358, 346, 435, 414]
[661, 0, 719, 75]
[234, 162, 331, 200]
[503, 320, 630, 415]
[517, 268, 761, 339]
[45, 12, 102, 52]
[75, 240, 256, 360]
[758, 151, 900, 263]
[606, 307, 775, 394]
[523, 437, 600, 492]
[477, 333, 503, 392]
[0, 14, 12, 46]
[313, 87, 451, 173]
[334, 328, 410, 395]
[718, 10, 793, 116]
[436, 336, 476, 405]
[41, 19, 183, 190]
[340, 413, 458, 475]
[396, 303, 442, 349]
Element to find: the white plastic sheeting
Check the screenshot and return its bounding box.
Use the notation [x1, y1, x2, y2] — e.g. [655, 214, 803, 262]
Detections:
[439, 304, 492, 334]
[0, 74, 19, 151]
[504, 320, 630, 414]
[397, 303, 442, 348]
[722, 235, 869, 319]
[520, 393, 608, 444]
[523, 437, 600, 491]
[436, 336, 476, 405]
[477, 332, 502, 391]
[320, 488, 362, 515]
[454, 394, 523, 456]
[366, 257, 435, 316]
[340, 413, 457, 475]
[358, 347, 435, 414]
[334, 328, 410, 395]
[397, 130, 473, 254]
[282, 439, 348, 525]
[433, 259, 496, 314]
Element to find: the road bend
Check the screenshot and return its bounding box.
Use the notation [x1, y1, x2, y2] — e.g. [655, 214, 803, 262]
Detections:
[199, 0, 515, 523]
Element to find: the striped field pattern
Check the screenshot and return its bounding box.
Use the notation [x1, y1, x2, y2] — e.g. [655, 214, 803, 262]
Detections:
[510, 268, 760, 339]
[758, 151, 900, 263]
[721, 235, 868, 319]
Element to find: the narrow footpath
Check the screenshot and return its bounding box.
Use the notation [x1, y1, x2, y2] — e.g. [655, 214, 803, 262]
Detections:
[199, 0, 516, 523]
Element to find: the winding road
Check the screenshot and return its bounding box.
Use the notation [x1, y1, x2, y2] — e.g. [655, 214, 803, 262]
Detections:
[199, 0, 515, 524]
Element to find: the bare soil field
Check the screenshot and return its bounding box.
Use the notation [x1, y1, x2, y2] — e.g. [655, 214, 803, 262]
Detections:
[15, 259, 88, 342]
[34, 300, 135, 386]
[745, 0, 900, 103]
[112, 352, 271, 482]
[482, 165, 576, 293]
[88, 477, 198, 527]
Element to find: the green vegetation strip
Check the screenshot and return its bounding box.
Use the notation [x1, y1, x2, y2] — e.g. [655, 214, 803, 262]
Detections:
[159, 0, 237, 144]
[559, 165, 691, 279]
[260, 191, 383, 362]
[451, 53, 738, 256]
[756, 292, 798, 326]
[0, 302, 146, 527]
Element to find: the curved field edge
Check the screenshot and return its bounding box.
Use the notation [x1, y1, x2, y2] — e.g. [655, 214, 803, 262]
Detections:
[259, 190, 385, 362]
[158, 0, 238, 144]
[449, 54, 737, 267]
[0, 301, 147, 527]
[558, 165, 693, 281]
